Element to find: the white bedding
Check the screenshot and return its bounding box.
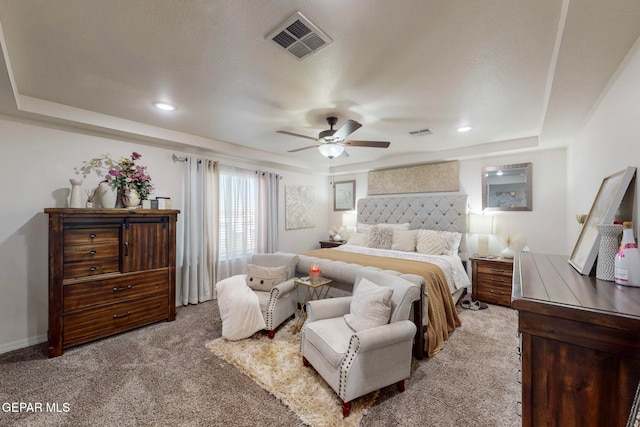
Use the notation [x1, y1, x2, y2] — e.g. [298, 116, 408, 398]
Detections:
[334, 244, 470, 294]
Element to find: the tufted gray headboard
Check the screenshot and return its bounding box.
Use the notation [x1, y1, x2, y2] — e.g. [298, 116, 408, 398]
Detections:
[357, 194, 468, 261]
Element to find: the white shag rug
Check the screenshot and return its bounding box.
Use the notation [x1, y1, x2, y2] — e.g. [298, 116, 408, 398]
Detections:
[206, 321, 378, 427]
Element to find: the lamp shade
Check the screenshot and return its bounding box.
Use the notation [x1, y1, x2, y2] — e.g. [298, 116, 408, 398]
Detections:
[318, 143, 344, 159]
[469, 214, 494, 235]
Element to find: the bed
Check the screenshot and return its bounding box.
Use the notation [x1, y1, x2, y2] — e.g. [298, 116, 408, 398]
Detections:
[304, 194, 470, 357]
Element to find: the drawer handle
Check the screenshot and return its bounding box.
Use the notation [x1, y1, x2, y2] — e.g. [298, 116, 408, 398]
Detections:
[89, 233, 97, 239]
[113, 311, 132, 319]
[489, 290, 506, 295]
[124, 241, 129, 257]
[490, 268, 505, 273]
[89, 266, 97, 272]
[89, 250, 97, 255]
[113, 285, 133, 292]
[490, 278, 505, 283]
[516, 369, 522, 384]
[516, 401, 522, 417]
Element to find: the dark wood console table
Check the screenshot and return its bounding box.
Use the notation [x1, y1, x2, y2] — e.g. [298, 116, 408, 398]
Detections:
[513, 253, 640, 427]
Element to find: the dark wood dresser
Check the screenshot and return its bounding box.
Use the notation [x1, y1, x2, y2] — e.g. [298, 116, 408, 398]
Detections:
[513, 253, 640, 427]
[45, 209, 179, 357]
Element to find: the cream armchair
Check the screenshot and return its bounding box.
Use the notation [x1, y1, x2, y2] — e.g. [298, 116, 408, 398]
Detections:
[250, 253, 299, 339]
[300, 268, 420, 417]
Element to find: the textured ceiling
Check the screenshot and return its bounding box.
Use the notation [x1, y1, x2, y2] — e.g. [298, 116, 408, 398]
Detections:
[0, 0, 639, 173]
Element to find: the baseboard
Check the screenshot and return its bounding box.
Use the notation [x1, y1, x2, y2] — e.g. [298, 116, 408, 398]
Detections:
[0, 333, 47, 355]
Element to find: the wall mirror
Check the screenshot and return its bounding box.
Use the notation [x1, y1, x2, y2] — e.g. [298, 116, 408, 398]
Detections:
[482, 162, 532, 211]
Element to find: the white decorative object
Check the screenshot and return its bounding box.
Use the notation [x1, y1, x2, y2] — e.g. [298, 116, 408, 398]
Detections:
[99, 181, 117, 209]
[69, 179, 83, 208]
[615, 221, 640, 286]
[500, 246, 515, 259]
[596, 224, 623, 281]
[122, 187, 141, 208]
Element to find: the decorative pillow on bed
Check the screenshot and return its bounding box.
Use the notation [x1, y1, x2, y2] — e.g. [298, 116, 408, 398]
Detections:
[245, 264, 288, 292]
[391, 229, 418, 252]
[416, 232, 448, 255]
[368, 225, 394, 250]
[357, 222, 410, 235]
[344, 277, 393, 332]
[346, 232, 369, 247]
[416, 229, 462, 256]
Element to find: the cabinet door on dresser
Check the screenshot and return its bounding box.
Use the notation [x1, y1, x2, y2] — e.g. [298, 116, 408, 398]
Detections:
[122, 217, 170, 272]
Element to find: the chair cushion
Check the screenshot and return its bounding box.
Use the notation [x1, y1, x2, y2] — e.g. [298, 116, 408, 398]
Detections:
[245, 264, 287, 292]
[344, 277, 393, 332]
[305, 317, 354, 368]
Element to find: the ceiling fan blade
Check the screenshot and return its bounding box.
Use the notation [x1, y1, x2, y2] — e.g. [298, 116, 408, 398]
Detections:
[343, 140, 390, 148]
[331, 119, 362, 141]
[287, 145, 319, 153]
[277, 130, 318, 142]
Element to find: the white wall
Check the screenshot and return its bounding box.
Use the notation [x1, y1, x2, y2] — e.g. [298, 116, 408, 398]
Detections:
[329, 149, 568, 257]
[566, 38, 640, 252]
[0, 116, 327, 353]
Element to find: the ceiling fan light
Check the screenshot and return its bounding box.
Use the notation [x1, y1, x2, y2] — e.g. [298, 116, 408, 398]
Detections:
[318, 143, 344, 159]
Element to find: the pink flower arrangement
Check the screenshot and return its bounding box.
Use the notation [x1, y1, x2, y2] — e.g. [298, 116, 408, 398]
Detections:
[107, 152, 154, 199]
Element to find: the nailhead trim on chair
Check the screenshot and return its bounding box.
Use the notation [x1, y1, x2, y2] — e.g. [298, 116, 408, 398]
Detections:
[265, 287, 280, 330]
[338, 335, 360, 400]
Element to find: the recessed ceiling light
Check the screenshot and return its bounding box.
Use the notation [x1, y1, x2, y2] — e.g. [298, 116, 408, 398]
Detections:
[457, 125, 472, 133]
[153, 102, 176, 111]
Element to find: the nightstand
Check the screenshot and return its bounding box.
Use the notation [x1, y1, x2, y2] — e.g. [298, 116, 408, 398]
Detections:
[471, 257, 514, 307]
[319, 240, 346, 248]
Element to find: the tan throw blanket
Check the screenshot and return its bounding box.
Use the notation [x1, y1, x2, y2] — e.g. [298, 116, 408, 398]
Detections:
[303, 249, 461, 357]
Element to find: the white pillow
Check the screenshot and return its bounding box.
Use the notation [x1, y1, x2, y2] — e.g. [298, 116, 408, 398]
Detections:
[368, 225, 394, 249]
[245, 264, 288, 292]
[346, 232, 369, 247]
[391, 229, 418, 252]
[416, 232, 448, 255]
[344, 277, 393, 332]
[416, 229, 462, 256]
[357, 222, 410, 234]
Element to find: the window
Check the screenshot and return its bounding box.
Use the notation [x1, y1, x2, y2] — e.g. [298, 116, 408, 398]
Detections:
[218, 167, 258, 261]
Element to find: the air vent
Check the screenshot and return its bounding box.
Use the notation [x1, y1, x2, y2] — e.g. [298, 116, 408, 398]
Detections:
[409, 128, 434, 136]
[266, 12, 332, 60]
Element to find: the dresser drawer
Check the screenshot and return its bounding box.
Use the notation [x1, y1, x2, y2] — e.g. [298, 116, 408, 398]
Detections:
[64, 227, 120, 245]
[477, 263, 513, 278]
[64, 258, 121, 279]
[64, 242, 120, 262]
[477, 280, 512, 305]
[63, 269, 169, 312]
[63, 294, 168, 346]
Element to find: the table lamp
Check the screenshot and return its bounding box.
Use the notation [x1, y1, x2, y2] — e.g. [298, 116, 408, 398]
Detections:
[469, 213, 494, 257]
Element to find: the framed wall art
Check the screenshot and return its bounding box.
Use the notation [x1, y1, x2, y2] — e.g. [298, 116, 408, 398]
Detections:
[569, 166, 636, 275]
[334, 180, 355, 211]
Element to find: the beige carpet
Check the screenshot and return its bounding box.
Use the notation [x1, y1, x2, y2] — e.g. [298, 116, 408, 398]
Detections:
[206, 321, 378, 427]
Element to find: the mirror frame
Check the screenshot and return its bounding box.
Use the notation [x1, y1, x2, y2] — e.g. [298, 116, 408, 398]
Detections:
[482, 162, 532, 212]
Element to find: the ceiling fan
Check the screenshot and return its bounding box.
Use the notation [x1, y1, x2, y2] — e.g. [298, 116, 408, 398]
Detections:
[278, 116, 390, 159]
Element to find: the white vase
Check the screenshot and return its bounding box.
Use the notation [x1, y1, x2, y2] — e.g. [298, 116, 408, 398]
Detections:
[69, 179, 83, 208]
[597, 223, 623, 281]
[99, 182, 117, 209]
[500, 246, 514, 259]
[122, 187, 141, 208]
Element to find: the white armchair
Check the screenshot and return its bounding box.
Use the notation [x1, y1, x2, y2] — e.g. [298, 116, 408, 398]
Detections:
[300, 268, 420, 417]
[250, 253, 299, 339]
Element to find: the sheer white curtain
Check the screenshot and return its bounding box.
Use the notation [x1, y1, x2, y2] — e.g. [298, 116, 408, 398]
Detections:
[178, 157, 218, 305]
[257, 171, 280, 253]
[217, 165, 258, 281]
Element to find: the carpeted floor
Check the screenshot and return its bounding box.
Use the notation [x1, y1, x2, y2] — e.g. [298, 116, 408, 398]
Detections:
[0, 299, 520, 426]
